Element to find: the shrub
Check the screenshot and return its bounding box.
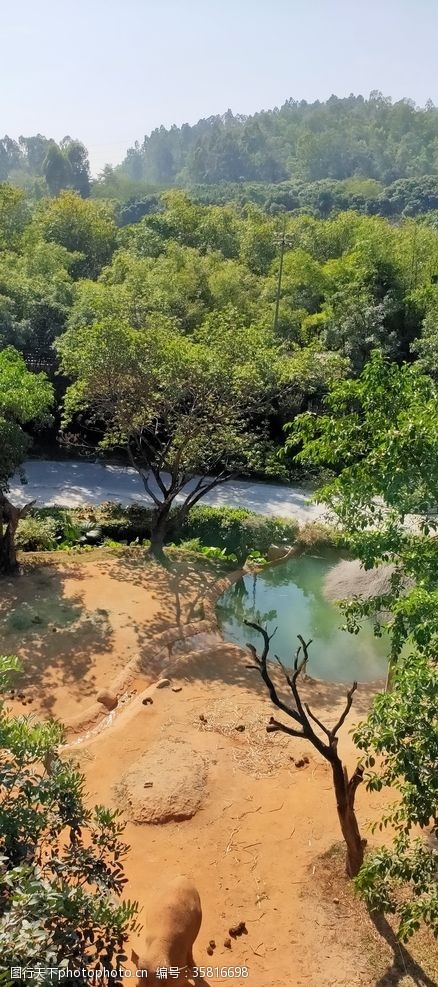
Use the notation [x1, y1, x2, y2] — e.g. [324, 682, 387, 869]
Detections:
[0, 654, 138, 975]
[93, 502, 154, 541]
[17, 503, 300, 563]
[178, 506, 299, 563]
[294, 521, 342, 553]
[16, 515, 58, 551]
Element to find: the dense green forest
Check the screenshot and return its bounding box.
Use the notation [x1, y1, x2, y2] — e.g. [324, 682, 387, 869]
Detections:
[2, 182, 438, 459]
[117, 94, 438, 185]
[5, 95, 438, 224]
[2, 184, 438, 376]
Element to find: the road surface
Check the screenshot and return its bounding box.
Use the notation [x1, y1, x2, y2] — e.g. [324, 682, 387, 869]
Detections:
[10, 459, 326, 524]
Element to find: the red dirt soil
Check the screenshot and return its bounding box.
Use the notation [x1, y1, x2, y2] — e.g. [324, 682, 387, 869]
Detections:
[2, 551, 436, 986]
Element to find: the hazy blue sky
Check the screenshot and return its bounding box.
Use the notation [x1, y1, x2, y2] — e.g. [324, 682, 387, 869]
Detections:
[2, 0, 438, 174]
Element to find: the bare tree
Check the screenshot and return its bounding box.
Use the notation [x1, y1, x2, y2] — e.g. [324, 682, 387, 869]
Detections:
[245, 621, 365, 877]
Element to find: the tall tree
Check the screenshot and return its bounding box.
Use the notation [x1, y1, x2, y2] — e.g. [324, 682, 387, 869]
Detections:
[42, 143, 72, 196]
[57, 315, 280, 556]
[0, 347, 53, 573]
[289, 351, 438, 659]
[61, 137, 91, 197]
[289, 351, 438, 937]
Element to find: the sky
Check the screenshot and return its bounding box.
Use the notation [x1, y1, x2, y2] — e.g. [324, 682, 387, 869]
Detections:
[2, 0, 438, 175]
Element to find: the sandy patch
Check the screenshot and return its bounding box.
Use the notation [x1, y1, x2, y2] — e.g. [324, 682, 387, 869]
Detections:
[72, 642, 423, 987]
[0, 549, 235, 722]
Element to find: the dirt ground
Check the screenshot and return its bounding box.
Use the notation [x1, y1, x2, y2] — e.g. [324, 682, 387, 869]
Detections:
[0, 549, 228, 722]
[2, 550, 436, 986]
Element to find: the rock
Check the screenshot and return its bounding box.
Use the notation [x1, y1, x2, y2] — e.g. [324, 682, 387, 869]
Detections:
[324, 560, 412, 613]
[224, 938, 232, 949]
[266, 544, 291, 562]
[206, 947, 214, 956]
[114, 740, 208, 824]
[172, 686, 182, 693]
[209, 940, 216, 950]
[97, 690, 118, 711]
[333, 897, 340, 905]
[142, 696, 153, 706]
[234, 724, 245, 732]
[85, 527, 102, 544]
[156, 678, 171, 689]
[199, 713, 207, 723]
[171, 631, 222, 657]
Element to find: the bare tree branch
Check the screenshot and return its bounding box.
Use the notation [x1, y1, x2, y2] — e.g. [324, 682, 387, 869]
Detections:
[329, 682, 358, 741]
[244, 621, 365, 877]
[304, 704, 332, 739]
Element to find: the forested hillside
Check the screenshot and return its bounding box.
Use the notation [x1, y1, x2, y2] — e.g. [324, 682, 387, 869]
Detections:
[118, 93, 438, 185]
[5, 95, 438, 224]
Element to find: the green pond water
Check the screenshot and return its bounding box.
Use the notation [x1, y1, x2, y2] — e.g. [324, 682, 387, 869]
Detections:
[217, 555, 389, 683]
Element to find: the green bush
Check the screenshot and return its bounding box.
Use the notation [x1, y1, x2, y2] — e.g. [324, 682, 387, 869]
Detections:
[17, 503, 300, 563]
[0, 654, 138, 974]
[16, 514, 58, 551]
[294, 521, 342, 553]
[91, 502, 154, 541]
[178, 505, 299, 563]
[37, 503, 154, 545]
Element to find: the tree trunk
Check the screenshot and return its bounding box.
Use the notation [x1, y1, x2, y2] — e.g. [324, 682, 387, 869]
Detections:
[331, 757, 365, 877]
[147, 505, 172, 559]
[0, 495, 21, 575]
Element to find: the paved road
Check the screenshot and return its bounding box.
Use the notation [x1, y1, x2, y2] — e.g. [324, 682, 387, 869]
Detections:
[10, 459, 326, 523]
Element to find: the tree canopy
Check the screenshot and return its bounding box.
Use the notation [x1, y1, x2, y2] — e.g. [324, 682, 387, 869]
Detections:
[0, 347, 53, 489]
[118, 95, 438, 187]
[56, 311, 283, 553]
[289, 352, 438, 938]
[0, 347, 53, 571]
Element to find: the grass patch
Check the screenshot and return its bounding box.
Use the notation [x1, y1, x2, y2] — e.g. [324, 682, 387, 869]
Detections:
[3, 599, 79, 636]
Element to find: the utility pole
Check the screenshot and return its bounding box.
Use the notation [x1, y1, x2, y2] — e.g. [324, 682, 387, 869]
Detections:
[273, 215, 292, 334]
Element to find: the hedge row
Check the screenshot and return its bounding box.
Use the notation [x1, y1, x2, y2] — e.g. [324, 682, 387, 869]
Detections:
[16, 503, 302, 563]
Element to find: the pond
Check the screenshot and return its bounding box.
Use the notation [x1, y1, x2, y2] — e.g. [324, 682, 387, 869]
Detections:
[217, 555, 389, 683]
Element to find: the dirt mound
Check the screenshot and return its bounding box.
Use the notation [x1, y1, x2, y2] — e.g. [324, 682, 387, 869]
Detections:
[114, 739, 208, 824]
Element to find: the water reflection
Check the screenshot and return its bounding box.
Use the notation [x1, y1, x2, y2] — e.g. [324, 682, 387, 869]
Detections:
[217, 556, 388, 683]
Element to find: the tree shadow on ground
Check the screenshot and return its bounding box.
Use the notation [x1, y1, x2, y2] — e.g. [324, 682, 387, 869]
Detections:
[0, 559, 113, 716]
[96, 548, 233, 644]
[97, 549, 376, 723]
[370, 911, 436, 987]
